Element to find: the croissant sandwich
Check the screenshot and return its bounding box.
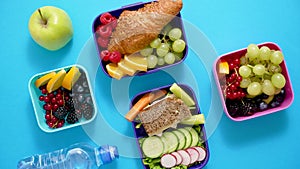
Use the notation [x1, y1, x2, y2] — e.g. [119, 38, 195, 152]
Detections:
[107, 0, 183, 55]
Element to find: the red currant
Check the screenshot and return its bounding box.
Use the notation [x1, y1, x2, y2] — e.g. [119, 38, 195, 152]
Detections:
[44, 96, 50, 103]
[39, 96, 44, 101]
[51, 97, 57, 104]
[233, 58, 240, 65]
[45, 114, 51, 121]
[56, 93, 63, 100]
[57, 99, 64, 106]
[52, 104, 59, 111]
[48, 93, 55, 99]
[41, 88, 47, 94]
[229, 62, 235, 70]
[236, 76, 242, 82]
[43, 103, 52, 111]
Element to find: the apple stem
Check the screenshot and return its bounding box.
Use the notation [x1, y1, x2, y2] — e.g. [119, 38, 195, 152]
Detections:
[38, 8, 47, 25]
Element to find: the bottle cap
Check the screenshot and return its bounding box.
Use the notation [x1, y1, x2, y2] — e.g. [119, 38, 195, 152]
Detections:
[99, 145, 119, 164]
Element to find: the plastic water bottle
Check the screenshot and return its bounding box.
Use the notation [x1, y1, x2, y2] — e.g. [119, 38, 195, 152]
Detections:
[17, 143, 119, 169]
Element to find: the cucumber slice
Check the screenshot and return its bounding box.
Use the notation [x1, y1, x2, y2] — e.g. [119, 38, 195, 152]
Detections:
[160, 136, 169, 154]
[163, 132, 179, 153]
[178, 128, 192, 149]
[185, 127, 199, 147]
[170, 83, 195, 106]
[142, 136, 164, 158]
[172, 130, 186, 150]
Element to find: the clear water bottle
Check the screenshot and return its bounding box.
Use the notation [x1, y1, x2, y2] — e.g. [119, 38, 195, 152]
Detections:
[17, 143, 119, 169]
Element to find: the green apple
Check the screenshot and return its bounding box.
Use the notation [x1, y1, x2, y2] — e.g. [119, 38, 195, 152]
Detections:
[28, 6, 73, 51]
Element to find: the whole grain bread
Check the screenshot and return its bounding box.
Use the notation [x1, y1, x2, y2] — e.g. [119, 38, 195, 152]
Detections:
[108, 0, 183, 54]
[138, 95, 191, 136]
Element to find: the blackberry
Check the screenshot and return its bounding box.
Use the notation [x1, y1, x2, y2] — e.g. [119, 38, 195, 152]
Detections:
[226, 100, 240, 117]
[53, 107, 68, 120]
[66, 112, 79, 124]
[75, 109, 83, 119]
[81, 103, 94, 120]
[65, 98, 75, 109]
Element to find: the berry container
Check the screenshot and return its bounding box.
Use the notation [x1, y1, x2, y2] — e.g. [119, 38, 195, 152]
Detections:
[92, 1, 188, 79]
[28, 65, 97, 132]
[131, 84, 210, 169]
[213, 42, 294, 121]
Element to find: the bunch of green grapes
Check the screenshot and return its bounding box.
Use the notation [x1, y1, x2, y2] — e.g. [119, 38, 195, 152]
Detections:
[140, 25, 186, 69]
[238, 44, 286, 97]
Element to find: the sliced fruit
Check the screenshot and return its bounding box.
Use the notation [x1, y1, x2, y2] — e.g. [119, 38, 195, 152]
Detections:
[106, 63, 124, 80]
[124, 54, 147, 72]
[62, 66, 81, 90]
[118, 59, 136, 76]
[161, 154, 177, 168]
[219, 61, 229, 74]
[170, 83, 195, 106]
[35, 71, 56, 88]
[141, 136, 164, 158]
[46, 69, 67, 93]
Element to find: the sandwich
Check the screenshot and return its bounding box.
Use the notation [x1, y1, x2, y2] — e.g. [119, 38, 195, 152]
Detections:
[138, 94, 192, 136]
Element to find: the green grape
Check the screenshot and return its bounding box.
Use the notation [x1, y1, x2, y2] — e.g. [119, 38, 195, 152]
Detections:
[263, 73, 272, 80]
[253, 64, 265, 75]
[164, 52, 175, 64]
[156, 43, 169, 57]
[262, 79, 275, 96]
[268, 64, 282, 74]
[174, 52, 183, 61]
[240, 56, 247, 65]
[150, 38, 161, 48]
[140, 47, 153, 56]
[247, 82, 262, 96]
[271, 73, 286, 88]
[247, 44, 259, 60]
[238, 65, 251, 78]
[250, 58, 261, 65]
[240, 78, 251, 88]
[147, 55, 158, 68]
[172, 39, 186, 53]
[157, 57, 165, 66]
[168, 28, 182, 41]
[270, 51, 284, 65]
[259, 46, 271, 61]
[250, 76, 261, 82]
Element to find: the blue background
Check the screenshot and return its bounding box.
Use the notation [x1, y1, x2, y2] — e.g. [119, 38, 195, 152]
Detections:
[1, 0, 299, 168]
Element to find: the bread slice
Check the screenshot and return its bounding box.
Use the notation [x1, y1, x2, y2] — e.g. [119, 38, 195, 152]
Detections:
[138, 95, 191, 136]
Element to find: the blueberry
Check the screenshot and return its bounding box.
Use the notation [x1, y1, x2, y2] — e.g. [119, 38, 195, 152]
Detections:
[274, 95, 284, 103]
[259, 101, 268, 111]
[270, 101, 280, 108]
[82, 81, 88, 88]
[77, 94, 85, 103]
[260, 93, 269, 99]
[76, 85, 84, 93]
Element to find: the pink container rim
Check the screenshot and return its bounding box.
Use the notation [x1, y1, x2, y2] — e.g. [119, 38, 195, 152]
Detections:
[213, 42, 294, 121]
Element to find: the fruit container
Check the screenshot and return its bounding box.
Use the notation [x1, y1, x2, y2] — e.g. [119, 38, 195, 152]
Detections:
[28, 65, 97, 132]
[131, 84, 210, 169]
[213, 42, 294, 121]
[92, 1, 188, 80]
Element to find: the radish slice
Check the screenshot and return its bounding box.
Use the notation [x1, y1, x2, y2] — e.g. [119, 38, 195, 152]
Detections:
[193, 146, 207, 161]
[161, 154, 177, 168]
[177, 150, 191, 166]
[186, 148, 200, 164]
[171, 152, 182, 165]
